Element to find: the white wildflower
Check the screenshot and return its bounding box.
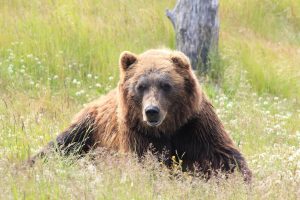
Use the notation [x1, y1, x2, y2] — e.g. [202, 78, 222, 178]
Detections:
[72, 79, 78, 84]
[8, 64, 14, 73]
[95, 83, 102, 88]
[75, 90, 85, 96]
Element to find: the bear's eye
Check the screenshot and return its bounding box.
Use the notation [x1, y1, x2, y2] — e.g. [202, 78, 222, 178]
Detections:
[136, 83, 147, 92]
[160, 82, 172, 92]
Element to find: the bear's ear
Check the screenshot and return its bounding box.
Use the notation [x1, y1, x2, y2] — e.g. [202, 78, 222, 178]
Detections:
[119, 51, 137, 71]
[170, 51, 191, 70]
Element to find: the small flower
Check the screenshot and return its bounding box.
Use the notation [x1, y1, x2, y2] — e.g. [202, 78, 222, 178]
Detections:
[75, 90, 85, 96]
[226, 102, 233, 108]
[27, 54, 33, 58]
[72, 79, 78, 84]
[95, 83, 102, 88]
[8, 64, 14, 73]
[87, 74, 92, 78]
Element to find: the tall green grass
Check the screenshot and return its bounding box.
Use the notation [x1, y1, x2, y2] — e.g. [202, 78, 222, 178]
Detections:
[0, 0, 299, 199]
[1, 0, 300, 99]
[219, 0, 300, 99]
[0, 0, 175, 96]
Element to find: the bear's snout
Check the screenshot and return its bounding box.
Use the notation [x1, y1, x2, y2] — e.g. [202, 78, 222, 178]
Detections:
[145, 106, 160, 121]
[144, 105, 164, 127]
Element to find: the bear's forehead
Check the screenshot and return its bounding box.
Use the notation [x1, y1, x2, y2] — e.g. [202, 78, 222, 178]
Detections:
[137, 55, 172, 68]
[134, 58, 176, 76]
[131, 63, 183, 85]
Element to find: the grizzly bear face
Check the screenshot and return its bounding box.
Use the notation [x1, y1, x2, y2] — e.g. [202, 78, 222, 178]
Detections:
[134, 68, 177, 127]
[118, 49, 202, 134]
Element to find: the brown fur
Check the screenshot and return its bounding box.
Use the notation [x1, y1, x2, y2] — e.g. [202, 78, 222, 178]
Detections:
[29, 49, 252, 182]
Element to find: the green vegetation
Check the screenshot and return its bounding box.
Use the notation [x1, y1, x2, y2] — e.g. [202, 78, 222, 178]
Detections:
[0, 0, 299, 199]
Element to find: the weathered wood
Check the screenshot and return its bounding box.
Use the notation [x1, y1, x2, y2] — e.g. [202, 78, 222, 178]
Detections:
[166, 0, 219, 72]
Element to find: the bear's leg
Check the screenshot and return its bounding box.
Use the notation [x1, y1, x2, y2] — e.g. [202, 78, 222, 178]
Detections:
[27, 115, 96, 165]
[220, 147, 252, 183]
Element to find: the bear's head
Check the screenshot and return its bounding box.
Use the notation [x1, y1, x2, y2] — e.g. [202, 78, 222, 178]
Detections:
[118, 49, 202, 134]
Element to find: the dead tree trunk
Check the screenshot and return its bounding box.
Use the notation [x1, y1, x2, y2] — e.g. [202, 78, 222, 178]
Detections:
[166, 0, 219, 73]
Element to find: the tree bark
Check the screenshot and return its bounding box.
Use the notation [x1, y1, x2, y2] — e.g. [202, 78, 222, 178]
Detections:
[166, 0, 219, 72]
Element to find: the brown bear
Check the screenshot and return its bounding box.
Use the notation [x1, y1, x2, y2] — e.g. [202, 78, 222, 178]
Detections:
[29, 49, 252, 182]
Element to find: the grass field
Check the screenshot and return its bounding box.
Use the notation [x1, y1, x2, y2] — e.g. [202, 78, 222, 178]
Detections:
[0, 0, 299, 199]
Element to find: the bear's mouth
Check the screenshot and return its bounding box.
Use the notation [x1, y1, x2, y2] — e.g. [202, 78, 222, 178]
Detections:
[144, 112, 167, 127]
[146, 120, 163, 127]
[142, 105, 167, 127]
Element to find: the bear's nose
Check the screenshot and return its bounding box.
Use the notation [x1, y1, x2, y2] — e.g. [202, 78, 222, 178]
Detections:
[145, 106, 160, 122]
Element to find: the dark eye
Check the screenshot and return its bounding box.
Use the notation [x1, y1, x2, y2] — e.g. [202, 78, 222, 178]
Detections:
[136, 83, 147, 92]
[160, 82, 172, 91]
